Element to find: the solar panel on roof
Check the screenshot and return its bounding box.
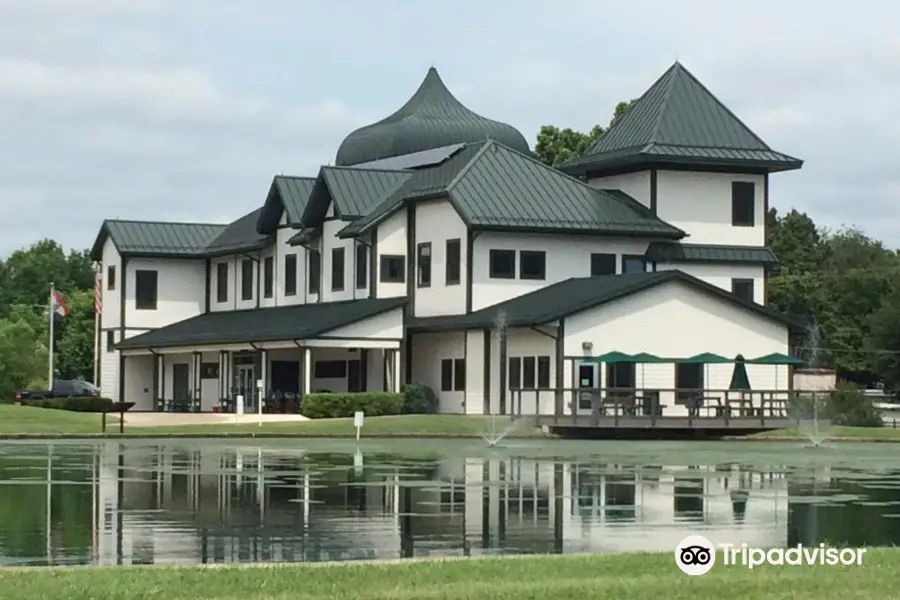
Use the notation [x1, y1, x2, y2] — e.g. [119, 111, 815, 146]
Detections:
[352, 143, 465, 171]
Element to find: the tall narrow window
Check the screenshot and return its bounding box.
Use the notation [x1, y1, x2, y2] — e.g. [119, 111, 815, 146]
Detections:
[263, 256, 274, 298]
[445, 238, 461, 285]
[441, 359, 453, 392]
[216, 262, 228, 302]
[309, 250, 321, 294]
[284, 253, 297, 296]
[417, 242, 432, 288]
[732, 181, 755, 226]
[134, 269, 158, 310]
[106, 265, 116, 290]
[356, 243, 368, 290]
[537, 356, 551, 388]
[240, 259, 253, 301]
[106, 330, 115, 353]
[331, 247, 345, 291]
[508, 357, 522, 389]
[522, 356, 536, 389]
[453, 358, 466, 391]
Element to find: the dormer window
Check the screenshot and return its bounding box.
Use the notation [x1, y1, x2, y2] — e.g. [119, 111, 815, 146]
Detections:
[732, 182, 755, 227]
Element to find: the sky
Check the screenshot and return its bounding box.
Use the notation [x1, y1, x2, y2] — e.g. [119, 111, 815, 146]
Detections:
[1, 0, 898, 256]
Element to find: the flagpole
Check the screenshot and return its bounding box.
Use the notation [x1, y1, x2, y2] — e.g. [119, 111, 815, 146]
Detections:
[94, 266, 101, 386]
[48, 282, 55, 389]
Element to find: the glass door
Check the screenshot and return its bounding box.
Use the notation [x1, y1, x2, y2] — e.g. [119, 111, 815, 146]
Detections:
[235, 363, 256, 411]
[577, 362, 598, 414]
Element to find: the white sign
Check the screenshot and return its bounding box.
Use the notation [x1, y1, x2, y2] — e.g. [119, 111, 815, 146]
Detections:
[353, 410, 364, 442]
[235, 394, 245, 417]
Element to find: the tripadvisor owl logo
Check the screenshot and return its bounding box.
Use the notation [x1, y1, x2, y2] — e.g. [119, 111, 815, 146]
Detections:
[675, 535, 716, 576]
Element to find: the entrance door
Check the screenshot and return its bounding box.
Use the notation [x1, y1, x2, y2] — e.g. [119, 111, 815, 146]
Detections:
[235, 363, 256, 410]
[172, 364, 190, 411]
[577, 363, 597, 413]
[347, 360, 362, 393]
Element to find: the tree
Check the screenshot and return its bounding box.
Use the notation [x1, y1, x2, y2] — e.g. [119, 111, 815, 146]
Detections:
[534, 100, 635, 166]
[0, 318, 48, 400]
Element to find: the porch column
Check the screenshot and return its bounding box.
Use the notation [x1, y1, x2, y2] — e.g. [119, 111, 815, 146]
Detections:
[303, 348, 312, 396]
[191, 352, 202, 412]
[392, 349, 401, 393]
[151, 354, 160, 411]
[217, 351, 226, 403]
[158, 354, 167, 412]
[260, 349, 269, 409]
[382, 351, 389, 391]
[360, 349, 368, 391]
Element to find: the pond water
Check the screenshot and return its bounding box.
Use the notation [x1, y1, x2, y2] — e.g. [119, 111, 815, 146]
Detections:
[0, 438, 896, 566]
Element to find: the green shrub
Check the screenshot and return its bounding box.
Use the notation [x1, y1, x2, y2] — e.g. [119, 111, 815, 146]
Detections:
[301, 392, 403, 419]
[401, 382, 438, 414]
[29, 396, 114, 412]
[790, 382, 883, 428]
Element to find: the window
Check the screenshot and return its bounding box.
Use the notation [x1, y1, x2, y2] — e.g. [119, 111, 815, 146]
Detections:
[522, 356, 536, 389]
[314, 360, 346, 379]
[380, 255, 405, 283]
[732, 278, 755, 303]
[622, 255, 646, 274]
[489, 249, 516, 279]
[591, 253, 617, 276]
[134, 269, 158, 310]
[309, 250, 321, 294]
[216, 262, 228, 303]
[240, 259, 253, 301]
[355, 243, 368, 290]
[445, 238, 461, 285]
[106, 265, 116, 290]
[606, 362, 635, 389]
[284, 253, 297, 296]
[331, 247, 345, 291]
[454, 358, 466, 392]
[263, 256, 274, 298]
[440, 358, 466, 392]
[732, 181, 755, 226]
[508, 357, 522, 389]
[537, 356, 551, 388]
[417, 242, 432, 288]
[106, 330, 114, 352]
[675, 363, 704, 406]
[519, 250, 546, 280]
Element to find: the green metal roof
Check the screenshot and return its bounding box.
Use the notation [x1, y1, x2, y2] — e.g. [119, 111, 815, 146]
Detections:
[323, 167, 412, 218]
[116, 297, 406, 349]
[645, 242, 778, 266]
[204, 208, 271, 256]
[257, 175, 316, 234]
[562, 62, 803, 175]
[341, 140, 684, 239]
[334, 67, 530, 166]
[90, 219, 226, 260]
[408, 270, 801, 332]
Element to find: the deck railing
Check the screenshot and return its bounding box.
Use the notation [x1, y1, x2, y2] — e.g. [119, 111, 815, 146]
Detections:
[508, 387, 825, 428]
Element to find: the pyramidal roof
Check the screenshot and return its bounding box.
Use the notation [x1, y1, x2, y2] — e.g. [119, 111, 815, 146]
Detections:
[563, 62, 802, 175]
[334, 67, 530, 166]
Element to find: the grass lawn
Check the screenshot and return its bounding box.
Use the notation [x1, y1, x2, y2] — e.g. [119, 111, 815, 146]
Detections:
[1, 550, 896, 600]
[0, 405, 548, 438]
[749, 425, 900, 440]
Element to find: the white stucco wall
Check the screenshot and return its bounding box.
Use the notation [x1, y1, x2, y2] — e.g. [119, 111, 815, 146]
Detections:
[563, 280, 789, 416]
[471, 232, 649, 311]
[588, 171, 652, 208]
[414, 199, 468, 316]
[655, 263, 766, 304]
[374, 210, 407, 299]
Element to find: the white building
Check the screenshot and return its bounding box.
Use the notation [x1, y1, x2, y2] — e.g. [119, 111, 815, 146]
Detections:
[91, 62, 804, 416]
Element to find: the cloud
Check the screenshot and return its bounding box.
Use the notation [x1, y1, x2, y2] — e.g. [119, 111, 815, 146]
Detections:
[0, 0, 897, 255]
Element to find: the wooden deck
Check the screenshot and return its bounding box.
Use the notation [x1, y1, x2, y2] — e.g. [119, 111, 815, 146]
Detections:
[534, 414, 796, 431]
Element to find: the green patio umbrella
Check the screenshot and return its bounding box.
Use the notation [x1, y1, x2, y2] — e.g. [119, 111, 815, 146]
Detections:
[748, 353, 806, 365]
[586, 351, 635, 363]
[729, 354, 752, 391]
[631, 352, 665, 363]
[681, 352, 732, 364]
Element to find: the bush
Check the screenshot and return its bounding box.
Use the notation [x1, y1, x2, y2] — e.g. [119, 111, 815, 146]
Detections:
[300, 392, 403, 419]
[401, 382, 438, 414]
[28, 396, 114, 412]
[791, 382, 882, 428]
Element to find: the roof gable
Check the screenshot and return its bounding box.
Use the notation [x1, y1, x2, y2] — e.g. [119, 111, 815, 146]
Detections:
[299, 166, 412, 229]
[256, 175, 316, 234]
[205, 208, 271, 256]
[562, 62, 803, 174]
[409, 270, 801, 332]
[90, 219, 226, 261]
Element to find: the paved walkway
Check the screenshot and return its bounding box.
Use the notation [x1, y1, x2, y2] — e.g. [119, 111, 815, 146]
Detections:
[123, 413, 310, 427]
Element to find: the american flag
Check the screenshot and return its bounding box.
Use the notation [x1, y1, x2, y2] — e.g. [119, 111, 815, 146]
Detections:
[94, 272, 102, 315]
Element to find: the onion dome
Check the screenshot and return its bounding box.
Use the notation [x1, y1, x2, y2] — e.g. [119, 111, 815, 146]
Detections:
[335, 67, 529, 166]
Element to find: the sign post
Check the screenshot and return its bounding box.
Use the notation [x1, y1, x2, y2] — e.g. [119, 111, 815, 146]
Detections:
[353, 411, 364, 442]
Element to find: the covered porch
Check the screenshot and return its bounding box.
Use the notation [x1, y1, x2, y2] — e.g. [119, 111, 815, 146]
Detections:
[115, 298, 405, 412]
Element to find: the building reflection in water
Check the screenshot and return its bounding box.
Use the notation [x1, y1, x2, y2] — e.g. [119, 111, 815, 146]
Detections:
[69, 443, 795, 565]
